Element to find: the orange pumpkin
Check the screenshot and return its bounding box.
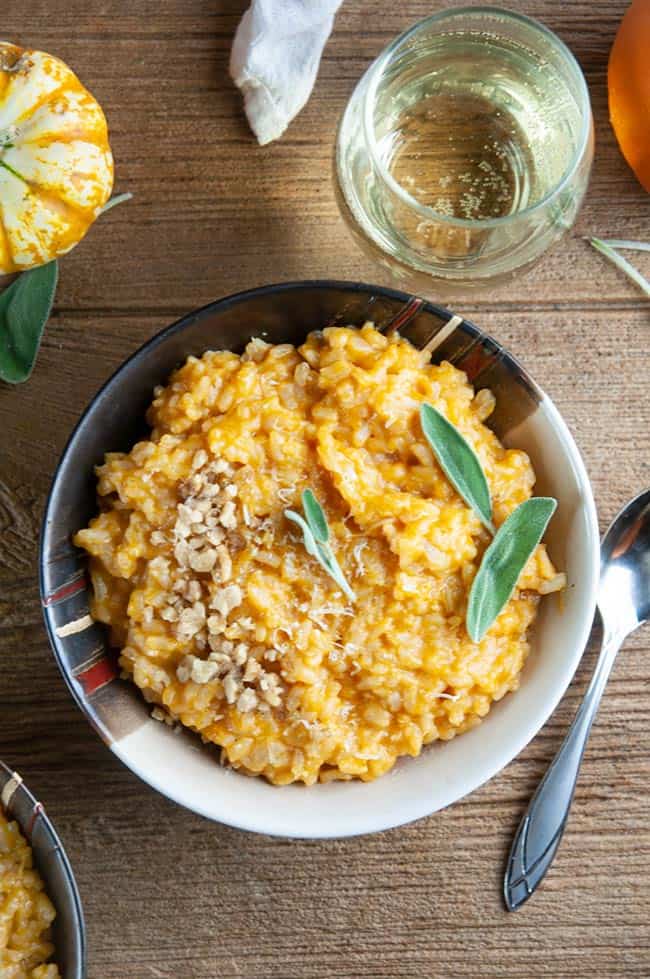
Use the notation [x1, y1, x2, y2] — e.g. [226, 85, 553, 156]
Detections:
[608, 0, 650, 192]
[0, 42, 114, 273]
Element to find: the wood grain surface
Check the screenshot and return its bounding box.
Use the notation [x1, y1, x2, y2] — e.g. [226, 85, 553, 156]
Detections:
[1, 2, 649, 977]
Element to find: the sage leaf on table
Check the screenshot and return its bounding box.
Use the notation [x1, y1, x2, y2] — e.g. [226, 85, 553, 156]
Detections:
[0, 192, 131, 384]
[420, 403, 494, 533]
[467, 497, 557, 642]
[0, 260, 58, 384]
[285, 489, 356, 602]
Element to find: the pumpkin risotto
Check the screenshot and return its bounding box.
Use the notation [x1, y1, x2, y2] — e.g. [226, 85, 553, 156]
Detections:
[74, 324, 563, 785]
[0, 806, 60, 978]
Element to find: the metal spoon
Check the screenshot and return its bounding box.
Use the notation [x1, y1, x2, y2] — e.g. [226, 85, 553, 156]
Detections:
[504, 490, 650, 911]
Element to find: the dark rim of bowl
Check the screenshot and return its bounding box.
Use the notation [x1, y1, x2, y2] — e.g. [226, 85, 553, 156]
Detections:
[0, 760, 86, 978]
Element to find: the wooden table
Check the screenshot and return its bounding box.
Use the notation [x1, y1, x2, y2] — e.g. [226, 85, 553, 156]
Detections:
[1, 2, 649, 976]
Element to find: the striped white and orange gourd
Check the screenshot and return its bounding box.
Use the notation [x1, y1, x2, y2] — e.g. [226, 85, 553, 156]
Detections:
[0, 42, 113, 273]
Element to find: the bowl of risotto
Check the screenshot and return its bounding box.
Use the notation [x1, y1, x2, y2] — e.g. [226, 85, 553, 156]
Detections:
[40, 281, 599, 837]
[0, 763, 85, 978]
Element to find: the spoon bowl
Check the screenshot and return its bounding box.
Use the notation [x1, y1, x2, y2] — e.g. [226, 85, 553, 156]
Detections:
[599, 490, 650, 636]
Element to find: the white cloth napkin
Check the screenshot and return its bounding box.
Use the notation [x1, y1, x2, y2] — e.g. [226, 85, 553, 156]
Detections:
[230, 0, 344, 145]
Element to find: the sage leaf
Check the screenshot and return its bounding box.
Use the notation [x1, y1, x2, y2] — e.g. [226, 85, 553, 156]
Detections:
[284, 510, 322, 563]
[420, 403, 494, 533]
[0, 260, 58, 384]
[302, 488, 329, 543]
[467, 497, 557, 642]
[285, 490, 355, 602]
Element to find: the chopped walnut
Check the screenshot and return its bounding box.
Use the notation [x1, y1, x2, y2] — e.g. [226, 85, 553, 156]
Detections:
[208, 652, 233, 674]
[223, 671, 240, 704]
[237, 688, 258, 712]
[259, 672, 283, 707]
[177, 503, 196, 525]
[233, 642, 249, 666]
[141, 453, 287, 717]
[189, 548, 217, 573]
[206, 527, 226, 546]
[210, 584, 242, 617]
[207, 634, 225, 652]
[244, 658, 261, 682]
[216, 544, 232, 581]
[174, 540, 190, 563]
[207, 613, 226, 635]
[190, 658, 219, 684]
[183, 579, 202, 603]
[219, 500, 237, 529]
[176, 605, 205, 639]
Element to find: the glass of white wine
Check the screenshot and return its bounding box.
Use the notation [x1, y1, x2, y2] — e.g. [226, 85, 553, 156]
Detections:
[335, 6, 594, 295]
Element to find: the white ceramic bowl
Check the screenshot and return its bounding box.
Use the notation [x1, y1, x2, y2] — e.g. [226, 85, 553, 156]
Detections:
[41, 282, 600, 837]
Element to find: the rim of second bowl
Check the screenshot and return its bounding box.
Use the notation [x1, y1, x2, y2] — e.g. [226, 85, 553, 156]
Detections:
[39, 280, 600, 837]
[0, 762, 86, 977]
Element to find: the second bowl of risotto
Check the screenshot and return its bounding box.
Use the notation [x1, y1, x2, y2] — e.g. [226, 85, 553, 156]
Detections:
[41, 281, 599, 837]
[0, 762, 85, 979]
